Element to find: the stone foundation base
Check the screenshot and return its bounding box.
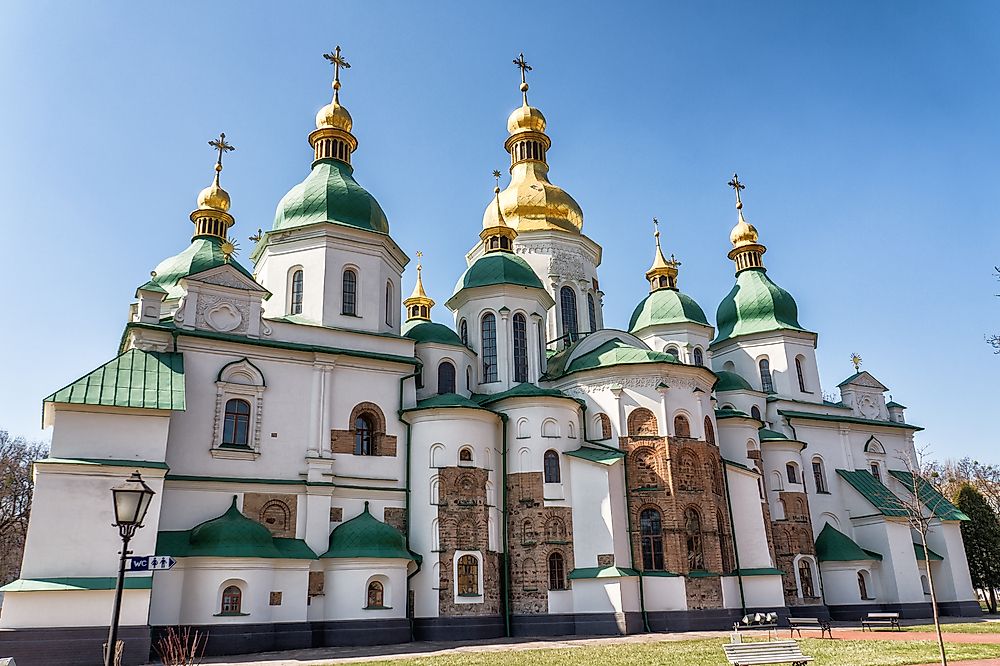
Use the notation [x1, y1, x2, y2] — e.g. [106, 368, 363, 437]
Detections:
[0, 625, 150, 666]
[828, 600, 982, 621]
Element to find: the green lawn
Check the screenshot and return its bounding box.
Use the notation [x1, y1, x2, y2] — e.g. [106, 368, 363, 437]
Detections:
[335, 638, 1000, 666]
[904, 621, 1000, 634]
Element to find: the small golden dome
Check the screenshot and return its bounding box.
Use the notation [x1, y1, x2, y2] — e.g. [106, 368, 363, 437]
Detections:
[197, 172, 231, 213]
[729, 210, 759, 247]
[507, 103, 546, 134]
[482, 169, 584, 234]
[316, 99, 353, 132]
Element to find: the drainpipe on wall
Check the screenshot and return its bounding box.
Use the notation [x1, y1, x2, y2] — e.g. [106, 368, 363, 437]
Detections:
[579, 402, 649, 633]
[397, 365, 420, 642]
[499, 413, 511, 638]
[722, 460, 747, 615]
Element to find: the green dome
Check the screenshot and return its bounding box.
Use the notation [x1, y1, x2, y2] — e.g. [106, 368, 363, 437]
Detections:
[628, 288, 709, 333]
[453, 252, 544, 296]
[714, 370, 754, 392]
[273, 159, 388, 234]
[321, 502, 417, 560]
[714, 268, 806, 344]
[402, 320, 465, 347]
[187, 496, 282, 558]
[149, 237, 256, 300]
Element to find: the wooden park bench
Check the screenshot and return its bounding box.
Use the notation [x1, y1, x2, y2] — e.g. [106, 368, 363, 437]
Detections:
[860, 611, 901, 631]
[723, 639, 814, 666]
[787, 616, 832, 639]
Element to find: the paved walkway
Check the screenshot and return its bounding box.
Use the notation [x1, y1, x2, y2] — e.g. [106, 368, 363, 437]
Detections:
[830, 627, 1000, 644]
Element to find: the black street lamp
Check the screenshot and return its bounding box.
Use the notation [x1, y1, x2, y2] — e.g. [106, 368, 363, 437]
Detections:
[105, 471, 155, 666]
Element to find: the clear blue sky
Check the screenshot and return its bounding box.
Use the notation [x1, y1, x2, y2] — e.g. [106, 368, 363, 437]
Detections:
[1, 2, 997, 462]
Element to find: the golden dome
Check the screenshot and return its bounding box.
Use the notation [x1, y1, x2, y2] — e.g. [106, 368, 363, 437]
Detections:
[729, 209, 759, 247]
[482, 164, 584, 234]
[197, 170, 231, 213]
[507, 103, 546, 134]
[316, 98, 353, 132]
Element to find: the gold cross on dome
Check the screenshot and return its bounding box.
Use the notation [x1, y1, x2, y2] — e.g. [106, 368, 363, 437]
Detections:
[415, 250, 423, 271]
[323, 46, 351, 96]
[653, 217, 661, 241]
[513, 52, 532, 103]
[727, 173, 745, 209]
[208, 132, 235, 171]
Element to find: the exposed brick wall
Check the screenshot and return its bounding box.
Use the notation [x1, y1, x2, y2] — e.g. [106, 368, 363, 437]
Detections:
[771, 490, 819, 606]
[384, 507, 407, 535]
[622, 433, 733, 610]
[330, 507, 343, 523]
[598, 553, 615, 567]
[436, 466, 501, 617]
[506, 471, 575, 615]
[330, 401, 397, 456]
[243, 492, 297, 538]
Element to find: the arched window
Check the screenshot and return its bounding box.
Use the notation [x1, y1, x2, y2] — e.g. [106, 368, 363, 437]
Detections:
[459, 319, 468, 346]
[221, 585, 242, 615]
[640, 508, 665, 570]
[795, 356, 807, 393]
[666, 346, 680, 358]
[548, 552, 566, 590]
[870, 462, 882, 483]
[481, 313, 498, 382]
[812, 458, 828, 493]
[628, 408, 658, 436]
[355, 415, 374, 455]
[560, 286, 578, 342]
[858, 570, 871, 600]
[693, 347, 704, 366]
[704, 417, 716, 445]
[673, 414, 691, 438]
[543, 450, 561, 483]
[751, 405, 762, 421]
[366, 580, 384, 608]
[513, 313, 528, 383]
[290, 269, 304, 315]
[587, 293, 597, 332]
[798, 560, 815, 598]
[921, 574, 930, 595]
[342, 269, 357, 316]
[385, 282, 393, 326]
[685, 507, 705, 571]
[786, 462, 799, 484]
[457, 555, 479, 596]
[466, 366, 472, 390]
[598, 413, 613, 440]
[437, 361, 456, 394]
[759, 358, 774, 393]
[222, 399, 251, 448]
[459, 447, 473, 463]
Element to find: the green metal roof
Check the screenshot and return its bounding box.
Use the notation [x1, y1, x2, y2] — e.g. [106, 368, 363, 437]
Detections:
[836, 469, 909, 517]
[715, 407, 752, 419]
[273, 159, 389, 234]
[914, 542, 944, 562]
[714, 370, 755, 393]
[550, 339, 679, 379]
[729, 567, 784, 576]
[401, 320, 466, 347]
[628, 288, 709, 332]
[758, 427, 789, 441]
[815, 523, 883, 562]
[888, 470, 970, 521]
[44, 349, 185, 412]
[779, 409, 923, 432]
[451, 252, 544, 296]
[0, 576, 152, 592]
[149, 237, 257, 300]
[565, 446, 624, 465]
[473, 382, 578, 406]
[411, 393, 490, 411]
[321, 502, 418, 561]
[37, 457, 169, 471]
[155, 496, 316, 559]
[714, 268, 807, 344]
[886, 401, 907, 409]
[568, 566, 639, 580]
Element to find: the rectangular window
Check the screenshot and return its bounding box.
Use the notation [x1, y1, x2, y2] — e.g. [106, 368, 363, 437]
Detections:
[481, 314, 498, 383]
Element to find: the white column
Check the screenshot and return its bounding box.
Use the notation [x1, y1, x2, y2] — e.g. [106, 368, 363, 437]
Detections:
[528, 312, 542, 382]
[307, 363, 323, 457]
[611, 386, 626, 437]
[498, 306, 511, 389]
[657, 384, 670, 437]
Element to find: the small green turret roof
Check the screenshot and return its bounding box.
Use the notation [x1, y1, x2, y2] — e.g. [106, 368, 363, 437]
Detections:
[155, 496, 316, 559]
[553, 339, 679, 378]
[402, 320, 466, 348]
[321, 502, 419, 561]
[758, 427, 789, 441]
[452, 252, 544, 296]
[411, 393, 489, 411]
[629, 288, 709, 332]
[148, 237, 257, 300]
[473, 382, 578, 407]
[714, 268, 808, 344]
[273, 159, 389, 235]
[714, 370, 754, 393]
[815, 523, 882, 562]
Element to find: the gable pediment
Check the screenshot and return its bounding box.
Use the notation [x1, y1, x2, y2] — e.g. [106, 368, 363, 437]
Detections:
[184, 264, 270, 295]
[837, 370, 888, 392]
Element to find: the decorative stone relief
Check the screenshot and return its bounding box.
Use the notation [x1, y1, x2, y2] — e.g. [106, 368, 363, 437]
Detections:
[198, 295, 249, 334]
[564, 375, 695, 397]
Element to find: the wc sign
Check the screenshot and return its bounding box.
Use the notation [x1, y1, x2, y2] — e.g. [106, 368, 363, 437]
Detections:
[126, 555, 176, 572]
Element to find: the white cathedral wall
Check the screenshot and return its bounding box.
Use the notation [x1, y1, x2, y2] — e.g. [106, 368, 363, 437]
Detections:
[412, 342, 476, 400]
[633, 325, 713, 366]
[711, 332, 820, 401]
[49, 408, 171, 463]
[567, 459, 615, 569]
[725, 467, 773, 569]
[820, 562, 881, 606]
[924, 522, 976, 602]
[0, 590, 151, 629]
[854, 518, 925, 604]
[641, 576, 687, 611]
[322, 559, 408, 621]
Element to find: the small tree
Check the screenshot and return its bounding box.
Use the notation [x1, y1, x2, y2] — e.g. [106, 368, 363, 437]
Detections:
[154, 626, 207, 666]
[0, 429, 48, 586]
[955, 483, 1000, 613]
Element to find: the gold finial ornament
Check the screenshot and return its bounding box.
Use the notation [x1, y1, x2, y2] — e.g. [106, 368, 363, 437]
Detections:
[850, 353, 863, 372]
[404, 250, 435, 321]
[481, 170, 519, 252]
[484, 53, 583, 235]
[645, 218, 680, 292]
[311, 46, 358, 163]
[726, 172, 767, 274]
[191, 133, 237, 240]
[221, 236, 240, 263]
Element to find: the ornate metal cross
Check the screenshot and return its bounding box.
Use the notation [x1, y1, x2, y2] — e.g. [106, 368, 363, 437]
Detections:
[208, 132, 235, 170]
[323, 46, 351, 95]
[513, 52, 532, 82]
[727, 173, 745, 208]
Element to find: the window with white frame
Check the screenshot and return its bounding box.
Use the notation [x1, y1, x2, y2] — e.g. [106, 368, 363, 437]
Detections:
[213, 359, 266, 458]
